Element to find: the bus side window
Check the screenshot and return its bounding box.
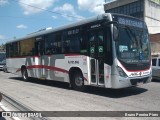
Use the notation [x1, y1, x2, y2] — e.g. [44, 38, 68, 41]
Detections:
[63, 40, 70, 53]
[9, 42, 19, 57]
[55, 34, 62, 54]
[62, 31, 80, 53]
[80, 35, 87, 55]
[20, 38, 35, 56]
[69, 36, 80, 53]
[45, 33, 62, 55]
[46, 34, 54, 55]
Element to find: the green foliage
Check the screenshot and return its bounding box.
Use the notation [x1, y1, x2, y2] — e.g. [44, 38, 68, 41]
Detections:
[0, 44, 6, 52]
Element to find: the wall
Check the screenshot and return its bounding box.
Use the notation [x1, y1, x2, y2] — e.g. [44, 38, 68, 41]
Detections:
[145, 0, 160, 33]
[104, 0, 138, 10]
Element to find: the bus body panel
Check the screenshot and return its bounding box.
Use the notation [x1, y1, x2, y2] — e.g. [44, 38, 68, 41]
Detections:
[7, 55, 90, 83]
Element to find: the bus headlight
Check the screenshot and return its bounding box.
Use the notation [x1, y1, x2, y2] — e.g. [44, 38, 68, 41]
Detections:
[116, 66, 128, 78]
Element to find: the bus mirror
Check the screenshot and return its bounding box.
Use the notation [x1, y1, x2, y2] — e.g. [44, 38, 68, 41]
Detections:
[113, 26, 119, 41]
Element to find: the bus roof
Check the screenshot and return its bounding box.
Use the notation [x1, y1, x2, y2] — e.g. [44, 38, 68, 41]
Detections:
[6, 13, 112, 44]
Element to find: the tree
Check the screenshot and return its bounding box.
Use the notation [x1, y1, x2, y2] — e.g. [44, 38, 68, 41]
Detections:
[0, 43, 6, 52]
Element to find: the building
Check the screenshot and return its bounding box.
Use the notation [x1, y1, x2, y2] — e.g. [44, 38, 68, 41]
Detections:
[104, 0, 160, 55]
[150, 33, 160, 55]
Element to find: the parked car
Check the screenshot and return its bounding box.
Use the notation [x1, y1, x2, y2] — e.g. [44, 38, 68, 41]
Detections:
[3, 64, 8, 73]
[0, 92, 2, 102]
[0, 52, 6, 70]
[152, 57, 160, 80]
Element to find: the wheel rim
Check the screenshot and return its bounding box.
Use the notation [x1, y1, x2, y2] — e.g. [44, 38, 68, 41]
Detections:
[75, 75, 83, 87]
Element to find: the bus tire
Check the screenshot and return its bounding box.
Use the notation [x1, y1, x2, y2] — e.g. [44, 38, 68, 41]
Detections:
[71, 70, 85, 91]
[21, 68, 29, 81]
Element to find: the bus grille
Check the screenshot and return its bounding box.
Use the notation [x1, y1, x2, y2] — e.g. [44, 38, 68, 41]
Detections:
[130, 77, 149, 86]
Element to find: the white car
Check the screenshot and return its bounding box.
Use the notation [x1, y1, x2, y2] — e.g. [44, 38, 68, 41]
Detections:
[0, 52, 6, 70]
[152, 57, 160, 80]
[3, 65, 8, 73]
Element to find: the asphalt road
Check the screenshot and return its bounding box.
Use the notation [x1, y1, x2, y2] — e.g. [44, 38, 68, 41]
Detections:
[0, 71, 160, 120]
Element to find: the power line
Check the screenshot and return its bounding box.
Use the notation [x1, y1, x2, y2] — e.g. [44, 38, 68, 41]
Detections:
[11, 0, 84, 20]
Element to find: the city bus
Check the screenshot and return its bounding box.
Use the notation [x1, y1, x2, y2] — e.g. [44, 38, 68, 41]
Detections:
[6, 13, 152, 91]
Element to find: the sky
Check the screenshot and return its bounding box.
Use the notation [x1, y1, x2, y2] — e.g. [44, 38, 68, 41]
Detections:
[0, 0, 113, 44]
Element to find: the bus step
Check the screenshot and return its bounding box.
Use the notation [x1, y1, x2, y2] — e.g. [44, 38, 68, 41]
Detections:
[99, 75, 104, 84]
[91, 75, 96, 83]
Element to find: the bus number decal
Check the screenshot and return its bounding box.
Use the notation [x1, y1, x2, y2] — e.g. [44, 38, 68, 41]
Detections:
[68, 60, 79, 64]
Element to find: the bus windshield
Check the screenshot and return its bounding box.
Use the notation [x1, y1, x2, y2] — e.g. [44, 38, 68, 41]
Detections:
[0, 53, 6, 64]
[116, 26, 150, 64]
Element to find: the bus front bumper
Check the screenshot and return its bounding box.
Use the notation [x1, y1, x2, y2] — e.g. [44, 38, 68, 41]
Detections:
[110, 75, 152, 89]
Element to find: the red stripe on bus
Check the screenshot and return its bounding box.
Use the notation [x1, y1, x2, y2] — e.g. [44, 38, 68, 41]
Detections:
[16, 65, 87, 81]
[44, 65, 69, 73]
[16, 65, 68, 73]
[26, 65, 69, 73]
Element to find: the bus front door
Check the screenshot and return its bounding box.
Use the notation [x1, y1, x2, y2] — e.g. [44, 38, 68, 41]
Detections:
[89, 31, 105, 86]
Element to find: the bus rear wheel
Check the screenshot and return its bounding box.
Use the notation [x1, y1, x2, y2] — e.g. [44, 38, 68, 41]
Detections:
[21, 68, 28, 81]
[71, 70, 85, 91]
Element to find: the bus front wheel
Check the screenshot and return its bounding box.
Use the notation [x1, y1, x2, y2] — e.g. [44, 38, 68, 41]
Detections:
[21, 68, 28, 81]
[71, 70, 85, 91]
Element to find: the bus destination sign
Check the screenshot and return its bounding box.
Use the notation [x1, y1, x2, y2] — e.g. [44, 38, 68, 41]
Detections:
[118, 17, 143, 28]
[113, 15, 145, 29]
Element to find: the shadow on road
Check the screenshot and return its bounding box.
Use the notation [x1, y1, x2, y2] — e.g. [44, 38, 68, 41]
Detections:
[9, 77, 70, 90]
[84, 86, 147, 98]
[9, 77, 148, 98]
